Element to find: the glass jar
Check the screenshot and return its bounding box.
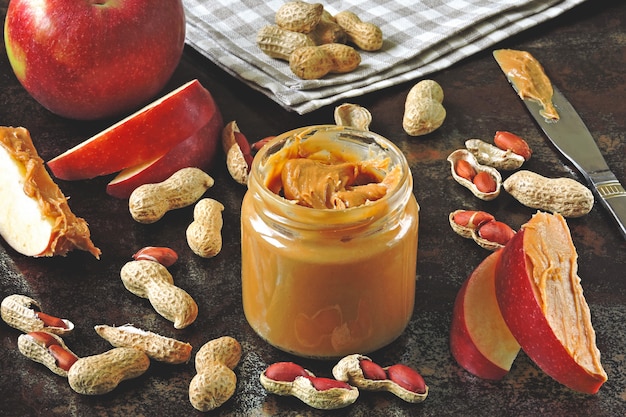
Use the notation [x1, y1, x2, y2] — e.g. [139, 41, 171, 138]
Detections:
[241, 125, 419, 358]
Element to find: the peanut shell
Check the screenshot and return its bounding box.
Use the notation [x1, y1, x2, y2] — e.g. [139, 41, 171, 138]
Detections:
[275, 1, 324, 33]
[68, 347, 150, 395]
[334, 11, 383, 51]
[403, 98, 446, 136]
[260, 366, 359, 410]
[447, 149, 501, 200]
[1, 294, 74, 335]
[195, 336, 242, 370]
[128, 167, 214, 224]
[332, 354, 428, 403]
[503, 170, 594, 217]
[465, 138, 525, 171]
[319, 43, 361, 73]
[189, 360, 237, 411]
[406, 79, 444, 104]
[256, 25, 316, 61]
[289, 45, 334, 79]
[308, 11, 347, 45]
[186, 198, 225, 258]
[221, 121, 250, 185]
[17, 331, 78, 377]
[95, 324, 192, 364]
[120, 260, 198, 329]
[334, 103, 372, 131]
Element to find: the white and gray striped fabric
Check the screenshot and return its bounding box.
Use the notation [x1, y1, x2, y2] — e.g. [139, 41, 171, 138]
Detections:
[184, 0, 586, 114]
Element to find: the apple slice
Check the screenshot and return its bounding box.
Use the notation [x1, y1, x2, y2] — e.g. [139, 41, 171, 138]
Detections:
[450, 250, 520, 380]
[0, 127, 100, 258]
[47, 79, 219, 180]
[106, 104, 223, 199]
[495, 211, 607, 394]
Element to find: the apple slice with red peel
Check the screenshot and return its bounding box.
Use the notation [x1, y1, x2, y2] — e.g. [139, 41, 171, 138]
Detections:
[47, 79, 219, 180]
[106, 105, 223, 199]
[495, 211, 607, 394]
[450, 250, 520, 380]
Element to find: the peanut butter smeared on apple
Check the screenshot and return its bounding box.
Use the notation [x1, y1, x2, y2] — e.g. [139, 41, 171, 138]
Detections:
[265, 128, 400, 209]
[493, 49, 559, 120]
[0, 127, 100, 258]
[522, 212, 606, 382]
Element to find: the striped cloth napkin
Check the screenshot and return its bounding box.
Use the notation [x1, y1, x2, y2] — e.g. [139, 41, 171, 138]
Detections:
[183, 0, 586, 114]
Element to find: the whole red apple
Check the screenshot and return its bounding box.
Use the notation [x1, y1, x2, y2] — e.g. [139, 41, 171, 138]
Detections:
[4, 0, 185, 120]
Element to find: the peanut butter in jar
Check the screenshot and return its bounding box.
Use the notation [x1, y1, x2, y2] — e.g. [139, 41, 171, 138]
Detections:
[241, 125, 419, 358]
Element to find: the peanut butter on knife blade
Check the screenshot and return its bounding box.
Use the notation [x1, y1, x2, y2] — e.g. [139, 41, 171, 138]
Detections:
[493, 49, 560, 120]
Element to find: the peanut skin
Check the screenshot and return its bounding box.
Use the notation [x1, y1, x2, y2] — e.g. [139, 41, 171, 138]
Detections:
[120, 260, 198, 329]
[494, 131, 532, 160]
[503, 170, 594, 217]
[129, 167, 214, 224]
[132, 246, 178, 267]
[68, 347, 150, 395]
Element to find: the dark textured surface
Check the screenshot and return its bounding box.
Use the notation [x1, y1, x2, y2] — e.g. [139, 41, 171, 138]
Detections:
[1, 1, 626, 416]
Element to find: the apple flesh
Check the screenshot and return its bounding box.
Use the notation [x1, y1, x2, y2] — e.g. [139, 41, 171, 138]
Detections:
[0, 127, 100, 258]
[47, 80, 220, 180]
[4, 0, 185, 120]
[106, 109, 223, 199]
[450, 250, 520, 380]
[495, 211, 607, 394]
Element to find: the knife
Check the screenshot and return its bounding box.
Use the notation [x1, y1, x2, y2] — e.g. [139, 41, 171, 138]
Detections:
[494, 50, 626, 240]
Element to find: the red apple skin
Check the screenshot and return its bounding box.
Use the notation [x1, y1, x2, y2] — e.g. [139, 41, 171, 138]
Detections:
[4, 0, 185, 120]
[450, 250, 520, 380]
[106, 108, 224, 199]
[495, 229, 606, 394]
[47, 80, 219, 180]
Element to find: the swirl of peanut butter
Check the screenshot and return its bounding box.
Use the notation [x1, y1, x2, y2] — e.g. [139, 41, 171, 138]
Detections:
[262, 127, 401, 210]
[281, 158, 389, 209]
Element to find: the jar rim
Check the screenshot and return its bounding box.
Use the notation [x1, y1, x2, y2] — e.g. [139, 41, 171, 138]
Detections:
[249, 125, 413, 227]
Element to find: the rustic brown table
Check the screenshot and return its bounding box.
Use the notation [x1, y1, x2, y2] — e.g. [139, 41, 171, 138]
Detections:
[1, 0, 625, 415]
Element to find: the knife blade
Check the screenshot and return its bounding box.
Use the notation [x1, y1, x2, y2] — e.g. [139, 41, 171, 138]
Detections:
[494, 51, 626, 240]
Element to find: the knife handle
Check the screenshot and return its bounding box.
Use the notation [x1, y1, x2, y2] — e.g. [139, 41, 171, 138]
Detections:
[589, 174, 626, 240]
